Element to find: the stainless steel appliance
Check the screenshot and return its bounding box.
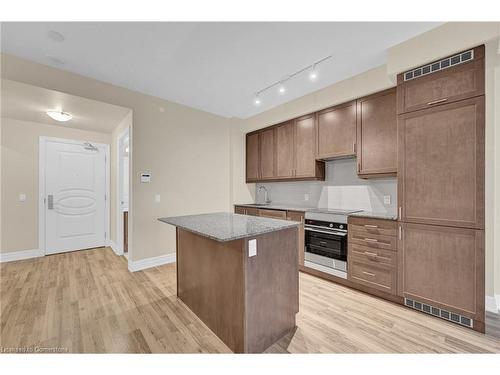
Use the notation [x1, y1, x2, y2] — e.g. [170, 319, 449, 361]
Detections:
[304, 208, 362, 279]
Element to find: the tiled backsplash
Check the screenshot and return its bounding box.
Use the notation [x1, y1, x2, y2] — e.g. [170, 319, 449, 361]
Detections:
[256, 158, 397, 215]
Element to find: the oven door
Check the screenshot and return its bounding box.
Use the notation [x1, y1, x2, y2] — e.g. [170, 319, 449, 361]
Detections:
[304, 226, 347, 261]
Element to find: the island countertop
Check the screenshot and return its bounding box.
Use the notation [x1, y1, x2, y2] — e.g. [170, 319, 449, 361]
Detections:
[158, 212, 299, 242]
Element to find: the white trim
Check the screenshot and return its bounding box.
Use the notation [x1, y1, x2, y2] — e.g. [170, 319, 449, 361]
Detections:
[38, 136, 110, 255]
[107, 240, 121, 256]
[116, 127, 130, 257]
[0, 249, 44, 263]
[486, 295, 499, 314]
[128, 253, 176, 272]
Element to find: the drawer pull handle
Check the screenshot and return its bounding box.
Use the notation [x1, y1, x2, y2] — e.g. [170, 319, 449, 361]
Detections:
[427, 98, 448, 106]
[364, 225, 378, 229]
[364, 238, 378, 243]
[362, 271, 376, 277]
[364, 251, 378, 257]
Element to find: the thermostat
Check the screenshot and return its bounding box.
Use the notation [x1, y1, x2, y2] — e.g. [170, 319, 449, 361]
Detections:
[140, 173, 151, 183]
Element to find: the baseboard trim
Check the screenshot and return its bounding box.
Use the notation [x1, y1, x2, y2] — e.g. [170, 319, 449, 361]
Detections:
[107, 240, 123, 256]
[486, 295, 499, 314]
[128, 253, 176, 272]
[0, 248, 44, 263]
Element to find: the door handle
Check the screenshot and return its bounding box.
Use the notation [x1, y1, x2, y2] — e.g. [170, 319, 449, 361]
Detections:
[47, 195, 54, 210]
[427, 98, 448, 106]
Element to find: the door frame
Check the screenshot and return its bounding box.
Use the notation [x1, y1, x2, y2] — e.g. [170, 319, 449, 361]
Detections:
[38, 136, 110, 255]
[115, 127, 130, 255]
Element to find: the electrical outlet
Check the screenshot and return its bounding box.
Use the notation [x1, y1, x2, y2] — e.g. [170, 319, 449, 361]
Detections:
[248, 239, 257, 257]
[155, 194, 161, 203]
[383, 195, 391, 205]
[304, 193, 310, 201]
[19, 193, 26, 202]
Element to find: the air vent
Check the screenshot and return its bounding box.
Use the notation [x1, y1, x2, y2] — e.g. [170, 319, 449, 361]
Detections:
[403, 49, 474, 81]
[404, 298, 473, 328]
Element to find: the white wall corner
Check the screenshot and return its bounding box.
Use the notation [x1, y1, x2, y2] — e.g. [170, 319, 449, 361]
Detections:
[128, 252, 176, 272]
[486, 295, 499, 314]
[0, 249, 44, 263]
[107, 240, 122, 256]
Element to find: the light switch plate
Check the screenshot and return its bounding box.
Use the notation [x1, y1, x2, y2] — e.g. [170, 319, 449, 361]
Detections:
[383, 195, 391, 205]
[304, 193, 310, 201]
[19, 193, 26, 202]
[248, 239, 257, 257]
[155, 194, 161, 203]
[140, 173, 151, 183]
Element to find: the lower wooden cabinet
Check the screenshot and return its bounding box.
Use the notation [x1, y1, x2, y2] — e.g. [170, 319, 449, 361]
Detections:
[399, 223, 485, 324]
[348, 217, 398, 295]
[259, 208, 287, 220]
[287, 211, 305, 267]
[234, 206, 246, 215]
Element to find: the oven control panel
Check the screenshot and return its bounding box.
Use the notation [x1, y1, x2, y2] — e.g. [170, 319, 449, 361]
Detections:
[305, 219, 347, 231]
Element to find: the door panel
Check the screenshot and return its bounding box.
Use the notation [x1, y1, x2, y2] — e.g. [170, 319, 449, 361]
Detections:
[246, 133, 260, 182]
[275, 122, 294, 179]
[398, 97, 484, 229]
[45, 139, 106, 254]
[397, 46, 484, 114]
[357, 88, 397, 176]
[317, 101, 356, 159]
[294, 115, 317, 178]
[400, 223, 484, 321]
[287, 211, 305, 266]
[259, 128, 275, 180]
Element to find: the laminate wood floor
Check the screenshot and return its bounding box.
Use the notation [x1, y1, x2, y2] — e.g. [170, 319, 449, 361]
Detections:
[1, 247, 499, 353]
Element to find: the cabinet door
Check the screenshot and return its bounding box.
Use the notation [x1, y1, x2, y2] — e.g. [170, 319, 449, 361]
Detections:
[294, 114, 317, 178]
[357, 88, 397, 176]
[259, 128, 276, 180]
[259, 209, 287, 220]
[397, 46, 484, 114]
[398, 96, 484, 229]
[317, 101, 356, 159]
[400, 223, 484, 323]
[287, 211, 305, 266]
[275, 121, 294, 179]
[246, 132, 260, 182]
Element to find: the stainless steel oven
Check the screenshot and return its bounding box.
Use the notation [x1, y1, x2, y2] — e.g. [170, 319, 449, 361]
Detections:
[304, 213, 353, 278]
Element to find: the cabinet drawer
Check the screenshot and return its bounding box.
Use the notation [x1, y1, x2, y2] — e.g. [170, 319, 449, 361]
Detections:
[349, 244, 396, 266]
[259, 209, 287, 220]
[245, 207, 260, 216]
[350, 231, 397, 251]
[349, 217, 397, 237]
[234, 206, 246, 215]
[397, 46, 484, 114]
[348, 256, 395, 294]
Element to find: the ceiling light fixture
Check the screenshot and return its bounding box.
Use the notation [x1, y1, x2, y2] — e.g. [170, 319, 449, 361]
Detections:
[252, 54, 332, 105]
[46, 110, 73, 122]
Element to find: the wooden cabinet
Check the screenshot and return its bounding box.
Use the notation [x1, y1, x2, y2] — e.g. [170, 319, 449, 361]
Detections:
[246, 132, 260, 182]
[245, 207, 260, 216]
[275, 121, 294, 179]
[294, 114, 323, 179]
[259, 128, 276, 180]
[398, 96, 484, 229]
[356, 88, 397, 177]
[287, 211, 305, 266]
[317, 101, 357, 159]
[398, 223, 484, 324]
[234, 206, 246, 215]
[397, 46, 484, 114]
[258, 209, 287, 220]
[348, 217, 398, 295]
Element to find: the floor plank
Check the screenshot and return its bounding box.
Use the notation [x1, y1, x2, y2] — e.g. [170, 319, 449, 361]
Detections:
[1, 247, 499, 353]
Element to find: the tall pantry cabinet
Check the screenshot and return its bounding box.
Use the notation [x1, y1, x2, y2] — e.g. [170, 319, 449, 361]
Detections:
[397, 45, 485, 332]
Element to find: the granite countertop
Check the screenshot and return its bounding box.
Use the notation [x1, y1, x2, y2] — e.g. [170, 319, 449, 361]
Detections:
[158, 212, 299, 242]
[234, 203, 398, 221]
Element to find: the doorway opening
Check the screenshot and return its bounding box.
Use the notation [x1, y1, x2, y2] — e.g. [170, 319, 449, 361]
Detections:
[116, 127, 130, 258]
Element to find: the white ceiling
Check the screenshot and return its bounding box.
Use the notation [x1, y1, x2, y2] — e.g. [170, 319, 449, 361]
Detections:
[0, 22, 441, 119]
[1, 79, 131, 133]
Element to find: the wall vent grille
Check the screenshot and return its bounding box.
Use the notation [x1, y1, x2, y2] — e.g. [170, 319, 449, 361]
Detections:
[403, 49, 474, 81]
[404, 298, 473, 328]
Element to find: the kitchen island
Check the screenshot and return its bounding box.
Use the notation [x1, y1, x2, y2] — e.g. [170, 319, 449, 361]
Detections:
[158, 212, 300, 353]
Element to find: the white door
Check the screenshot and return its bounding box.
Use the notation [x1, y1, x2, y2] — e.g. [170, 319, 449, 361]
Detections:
[43, 138, 107, 255]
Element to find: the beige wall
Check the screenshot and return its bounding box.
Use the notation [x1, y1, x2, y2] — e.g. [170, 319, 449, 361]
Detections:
[0, 54, 235, 262]
[0, 117, 110, 252]
[232, 22, 500, 300]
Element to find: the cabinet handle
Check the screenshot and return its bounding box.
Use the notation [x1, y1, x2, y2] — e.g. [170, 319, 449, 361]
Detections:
[364, 224, 378, 229]
[364, 251, 378, 257]
[353, 142, 356, 153]
[357, 163, 360, 173]
[398, 206, 402, 219]
[364, 238, 378, 243]
[362, 271, 375, 277]
[398, 225, 402, 240]
[427, 98, 448, 106]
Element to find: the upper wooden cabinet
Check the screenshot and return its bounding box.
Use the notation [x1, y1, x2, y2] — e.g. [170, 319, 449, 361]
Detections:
[356, 88, 397, 177]
[398, 96, 484, 229]
[259, 128, 276, 180]
[294, 114, 322, 179]
[317, 101, 357, 159]
[275, 121, 294, 179]
[397, 46, 484, 114]
[246, 132, 260, 182]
